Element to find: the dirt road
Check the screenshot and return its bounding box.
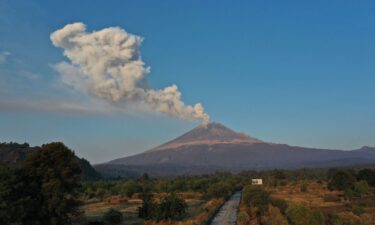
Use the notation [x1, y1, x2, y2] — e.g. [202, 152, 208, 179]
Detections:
[210, 191, 241, 225]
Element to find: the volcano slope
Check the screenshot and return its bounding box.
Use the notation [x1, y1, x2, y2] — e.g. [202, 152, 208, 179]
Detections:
[96, 123, 375, 177]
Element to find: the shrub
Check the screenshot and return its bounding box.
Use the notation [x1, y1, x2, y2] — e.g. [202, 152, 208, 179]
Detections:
[270, 197, 288, 214]
[351, 206, 364, 216]
[286, 204, 324, 225]
[122, 180, 141, 198]
[156, 192, 188, 221]
[103, 208, 123, 225]
[357, 168, 375, 187]
[328, 213, 343, 225]
[344, 188, 353, 200]
[242, 185, 270, 217]
[328, 171, 356, 191]
[353, 181, 369, 197]
[263, 205, 288, 225]
[207, 182, 232, 199]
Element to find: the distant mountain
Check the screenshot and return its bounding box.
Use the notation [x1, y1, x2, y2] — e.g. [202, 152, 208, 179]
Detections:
[149, 122, 263, 152]
[0, 142, 101, 180]
[97, 123, 375, 178]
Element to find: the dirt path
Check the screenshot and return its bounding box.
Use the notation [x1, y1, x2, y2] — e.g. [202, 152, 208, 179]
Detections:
[210, 191, 241, 225]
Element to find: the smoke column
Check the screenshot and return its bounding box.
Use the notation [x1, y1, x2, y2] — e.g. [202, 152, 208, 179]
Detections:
[50, 22, 209, 124]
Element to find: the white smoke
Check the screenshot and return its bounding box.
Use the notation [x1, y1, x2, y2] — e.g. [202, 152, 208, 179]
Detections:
[50, 22, 209, 124]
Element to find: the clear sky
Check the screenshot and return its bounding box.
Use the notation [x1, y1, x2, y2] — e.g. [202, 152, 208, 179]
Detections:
[0, 0, 374, 163]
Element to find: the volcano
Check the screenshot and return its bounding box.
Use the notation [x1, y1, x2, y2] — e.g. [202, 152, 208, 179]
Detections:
[96, 123, 375, 178]
[149, 122, 263, 152]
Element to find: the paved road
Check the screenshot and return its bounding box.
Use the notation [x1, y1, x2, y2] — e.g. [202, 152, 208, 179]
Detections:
[210, 191, 241, 225]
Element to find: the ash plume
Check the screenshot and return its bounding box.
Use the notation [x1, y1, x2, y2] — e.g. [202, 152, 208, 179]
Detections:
[50, 22, 209, 124]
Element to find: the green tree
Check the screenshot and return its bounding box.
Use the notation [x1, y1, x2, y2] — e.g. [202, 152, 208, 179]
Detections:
[357, 169, 375, 186]
[138, 184, 156, 219]
[270, 197, 288, 214]
[122, 180, 141, 198]
[103, 208, 123, 225]
[328, 171, 356, 191]
[242, 185, 270, 217]
[207, 182, 232, 199]
[0, 163, 21, 224]
[19, 142, 83, 225]
[156, 192, 188, 221]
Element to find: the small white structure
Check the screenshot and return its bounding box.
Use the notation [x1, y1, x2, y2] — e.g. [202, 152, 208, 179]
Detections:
[252, 179, 263, 185]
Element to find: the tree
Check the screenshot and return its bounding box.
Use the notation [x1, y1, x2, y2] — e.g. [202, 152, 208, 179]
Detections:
[357, 169, 375, 187]
[242, 185, 270, 217]
[103, 208, 123, 225]
[156, 192, 188, 221]
[0, 163, 21, 224]
[122, 180, 141, 198]
[272, 169, 286, 180]
[19, 142, 83, 225]
[328, 171, 356, 191]
[138, 184, 156, 219]
[207, 182, 232, 199]
[270, 197, 288, 214]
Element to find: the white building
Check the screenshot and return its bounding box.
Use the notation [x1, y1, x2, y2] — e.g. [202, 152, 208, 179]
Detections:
[251, 178, 263, 185]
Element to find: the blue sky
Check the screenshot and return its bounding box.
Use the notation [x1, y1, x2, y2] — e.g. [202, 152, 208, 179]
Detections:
[0, 0, 374, 163]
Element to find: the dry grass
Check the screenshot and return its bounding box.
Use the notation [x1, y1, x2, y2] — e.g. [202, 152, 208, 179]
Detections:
[268, 181, 375, 223]
[269, 181, 343, 208]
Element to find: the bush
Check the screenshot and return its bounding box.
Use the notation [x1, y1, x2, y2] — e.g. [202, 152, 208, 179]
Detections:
[328, 213, 343, 225]
[270, 197, 288, 214]
[156, 193, 188, 221]
[353, 181, 369, 197]
[286, 204, 324, 225]
[351, 206, 364, 216]
[242, 185, 270, 217]
[103, 208, 123, 225]
[328, 171, 356, 191]
[357, 169, 375, 187]
[263, 205, 288, 225]
[122, 180, 141, 198]
[207, 182, 232, 199]
[344, 188, 353, 200]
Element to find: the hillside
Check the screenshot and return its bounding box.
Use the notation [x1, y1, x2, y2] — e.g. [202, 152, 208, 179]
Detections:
[0, 142, 101, 180]
[97, 123, 375, 177]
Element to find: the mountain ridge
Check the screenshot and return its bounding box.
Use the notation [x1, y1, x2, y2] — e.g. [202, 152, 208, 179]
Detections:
[100, 123, 375, 177]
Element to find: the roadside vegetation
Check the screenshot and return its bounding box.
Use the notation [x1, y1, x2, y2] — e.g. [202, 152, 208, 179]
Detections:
[1, 141, 375, 225]
[237, 168, 375, 225]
